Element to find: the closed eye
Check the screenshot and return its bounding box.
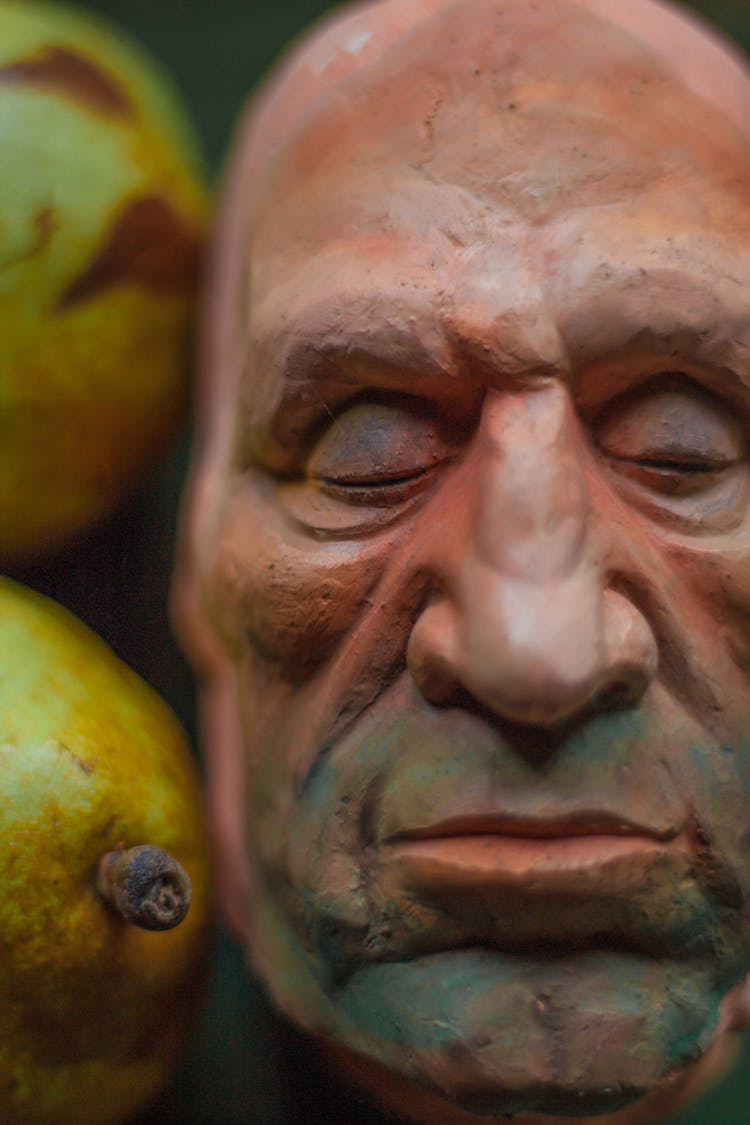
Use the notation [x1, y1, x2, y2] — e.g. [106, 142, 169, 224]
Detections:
[316, 465, 443, 506]
[307, 398, 453, 505]
[594, 377, 745, 498]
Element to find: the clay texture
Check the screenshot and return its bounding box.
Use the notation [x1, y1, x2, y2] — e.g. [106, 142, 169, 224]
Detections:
[175, 0, 750, 1120]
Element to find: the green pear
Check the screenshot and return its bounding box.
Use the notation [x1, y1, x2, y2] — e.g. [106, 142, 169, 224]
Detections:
[0, 0, 206, 561]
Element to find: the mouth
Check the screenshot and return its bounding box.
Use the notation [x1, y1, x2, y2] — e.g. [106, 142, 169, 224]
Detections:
[383, 812, 691, 903]
[389, 810, 682, 843]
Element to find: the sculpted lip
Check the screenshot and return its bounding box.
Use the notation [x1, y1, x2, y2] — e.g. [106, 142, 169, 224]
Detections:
[371, 810, 705, 957]
[385, 812, 689, 894]
[387, 811, 682, 842]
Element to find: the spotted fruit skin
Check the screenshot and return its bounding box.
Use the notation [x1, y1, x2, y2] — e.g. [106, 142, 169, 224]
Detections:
[0, 577, 210, 1124]
[0, 0, 206, 561]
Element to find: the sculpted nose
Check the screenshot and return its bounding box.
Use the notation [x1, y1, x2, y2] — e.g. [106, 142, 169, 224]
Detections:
[407, 386, 657, 729]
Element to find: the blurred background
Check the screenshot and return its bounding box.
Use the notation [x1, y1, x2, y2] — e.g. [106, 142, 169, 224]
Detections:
[12, 0, 750, 1120]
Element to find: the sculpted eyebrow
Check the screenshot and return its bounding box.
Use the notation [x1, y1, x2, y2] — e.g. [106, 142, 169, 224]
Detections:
[256, 297, 458, 393]
[560, 267, 750, 390]
[236, 304, 460, 471]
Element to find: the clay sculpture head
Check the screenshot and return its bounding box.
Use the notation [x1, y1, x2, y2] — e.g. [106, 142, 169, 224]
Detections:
[174, 0, 750, 1120]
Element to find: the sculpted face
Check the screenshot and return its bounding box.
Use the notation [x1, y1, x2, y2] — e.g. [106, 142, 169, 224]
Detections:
[179, 0, 750, 1119]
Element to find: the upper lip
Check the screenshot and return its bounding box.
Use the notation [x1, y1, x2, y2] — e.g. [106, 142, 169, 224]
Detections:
[387, 810, 682, 843]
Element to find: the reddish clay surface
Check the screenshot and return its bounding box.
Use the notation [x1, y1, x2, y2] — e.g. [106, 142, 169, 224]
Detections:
[174, 0, 750, 1120]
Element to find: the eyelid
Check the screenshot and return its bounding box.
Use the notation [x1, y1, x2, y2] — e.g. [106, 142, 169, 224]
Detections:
[605, 451, 740, 471]
[594, 379, 745, 466]
[248, 382, 365, 475]
[316, 465, 443, 506]
[306, 398, 450, 486]
[609, 460, 735, 499]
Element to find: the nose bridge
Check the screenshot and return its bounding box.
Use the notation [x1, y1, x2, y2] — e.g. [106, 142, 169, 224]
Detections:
[407, 381, 658, 727]
[448, 382, 613, 726]
[473, 384, 589, 584]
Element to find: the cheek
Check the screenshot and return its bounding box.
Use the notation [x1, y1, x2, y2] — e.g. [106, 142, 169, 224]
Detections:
[713, 551, 750, 678]
[200, 483, 404, 676]
[657, 535, 750, 682]
[656, 540, 750, 856]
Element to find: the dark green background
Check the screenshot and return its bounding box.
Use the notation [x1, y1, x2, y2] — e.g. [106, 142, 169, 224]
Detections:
[15, 0, 750, 1120]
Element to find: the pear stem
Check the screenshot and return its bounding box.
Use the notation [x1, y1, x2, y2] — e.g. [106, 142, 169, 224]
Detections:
[96, 845, 191, 931]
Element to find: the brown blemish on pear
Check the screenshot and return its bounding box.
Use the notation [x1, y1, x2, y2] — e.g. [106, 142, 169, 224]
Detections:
[58, 196, 202, 310]
[0, 46, 132, 118]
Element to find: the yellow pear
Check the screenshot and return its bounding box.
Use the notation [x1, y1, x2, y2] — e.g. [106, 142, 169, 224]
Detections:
[0, 576, 210, 1123]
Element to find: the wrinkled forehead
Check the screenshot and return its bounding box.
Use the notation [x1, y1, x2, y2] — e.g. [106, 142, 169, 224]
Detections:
[248, 0, 750, 296]
[244, 0, 750, 200]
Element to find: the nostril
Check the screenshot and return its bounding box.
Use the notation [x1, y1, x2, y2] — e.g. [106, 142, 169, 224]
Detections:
[413, 662, 462, 706]
[407, 598, 464, 706]
[598, 681, 640, 711]
[601, 588, 658, 707]
[601, 660, 653, 710]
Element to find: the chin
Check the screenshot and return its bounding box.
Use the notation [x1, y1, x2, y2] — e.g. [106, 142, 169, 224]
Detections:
[325, 1030, 741, 1125]
[271, 946, 744, 1124]
[247, 817, 750, 1123]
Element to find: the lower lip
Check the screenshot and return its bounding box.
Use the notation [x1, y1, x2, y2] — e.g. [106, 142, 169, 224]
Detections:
[387, 834, 688, 894]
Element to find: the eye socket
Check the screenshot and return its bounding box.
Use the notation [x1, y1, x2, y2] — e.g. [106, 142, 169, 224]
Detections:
[307, 399, 451, 504]
[595, 381, 746, 496]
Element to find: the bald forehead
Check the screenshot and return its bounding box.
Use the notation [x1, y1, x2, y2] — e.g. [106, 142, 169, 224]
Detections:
[242, 0, 750, 202]
[248, 0, 750, 271]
